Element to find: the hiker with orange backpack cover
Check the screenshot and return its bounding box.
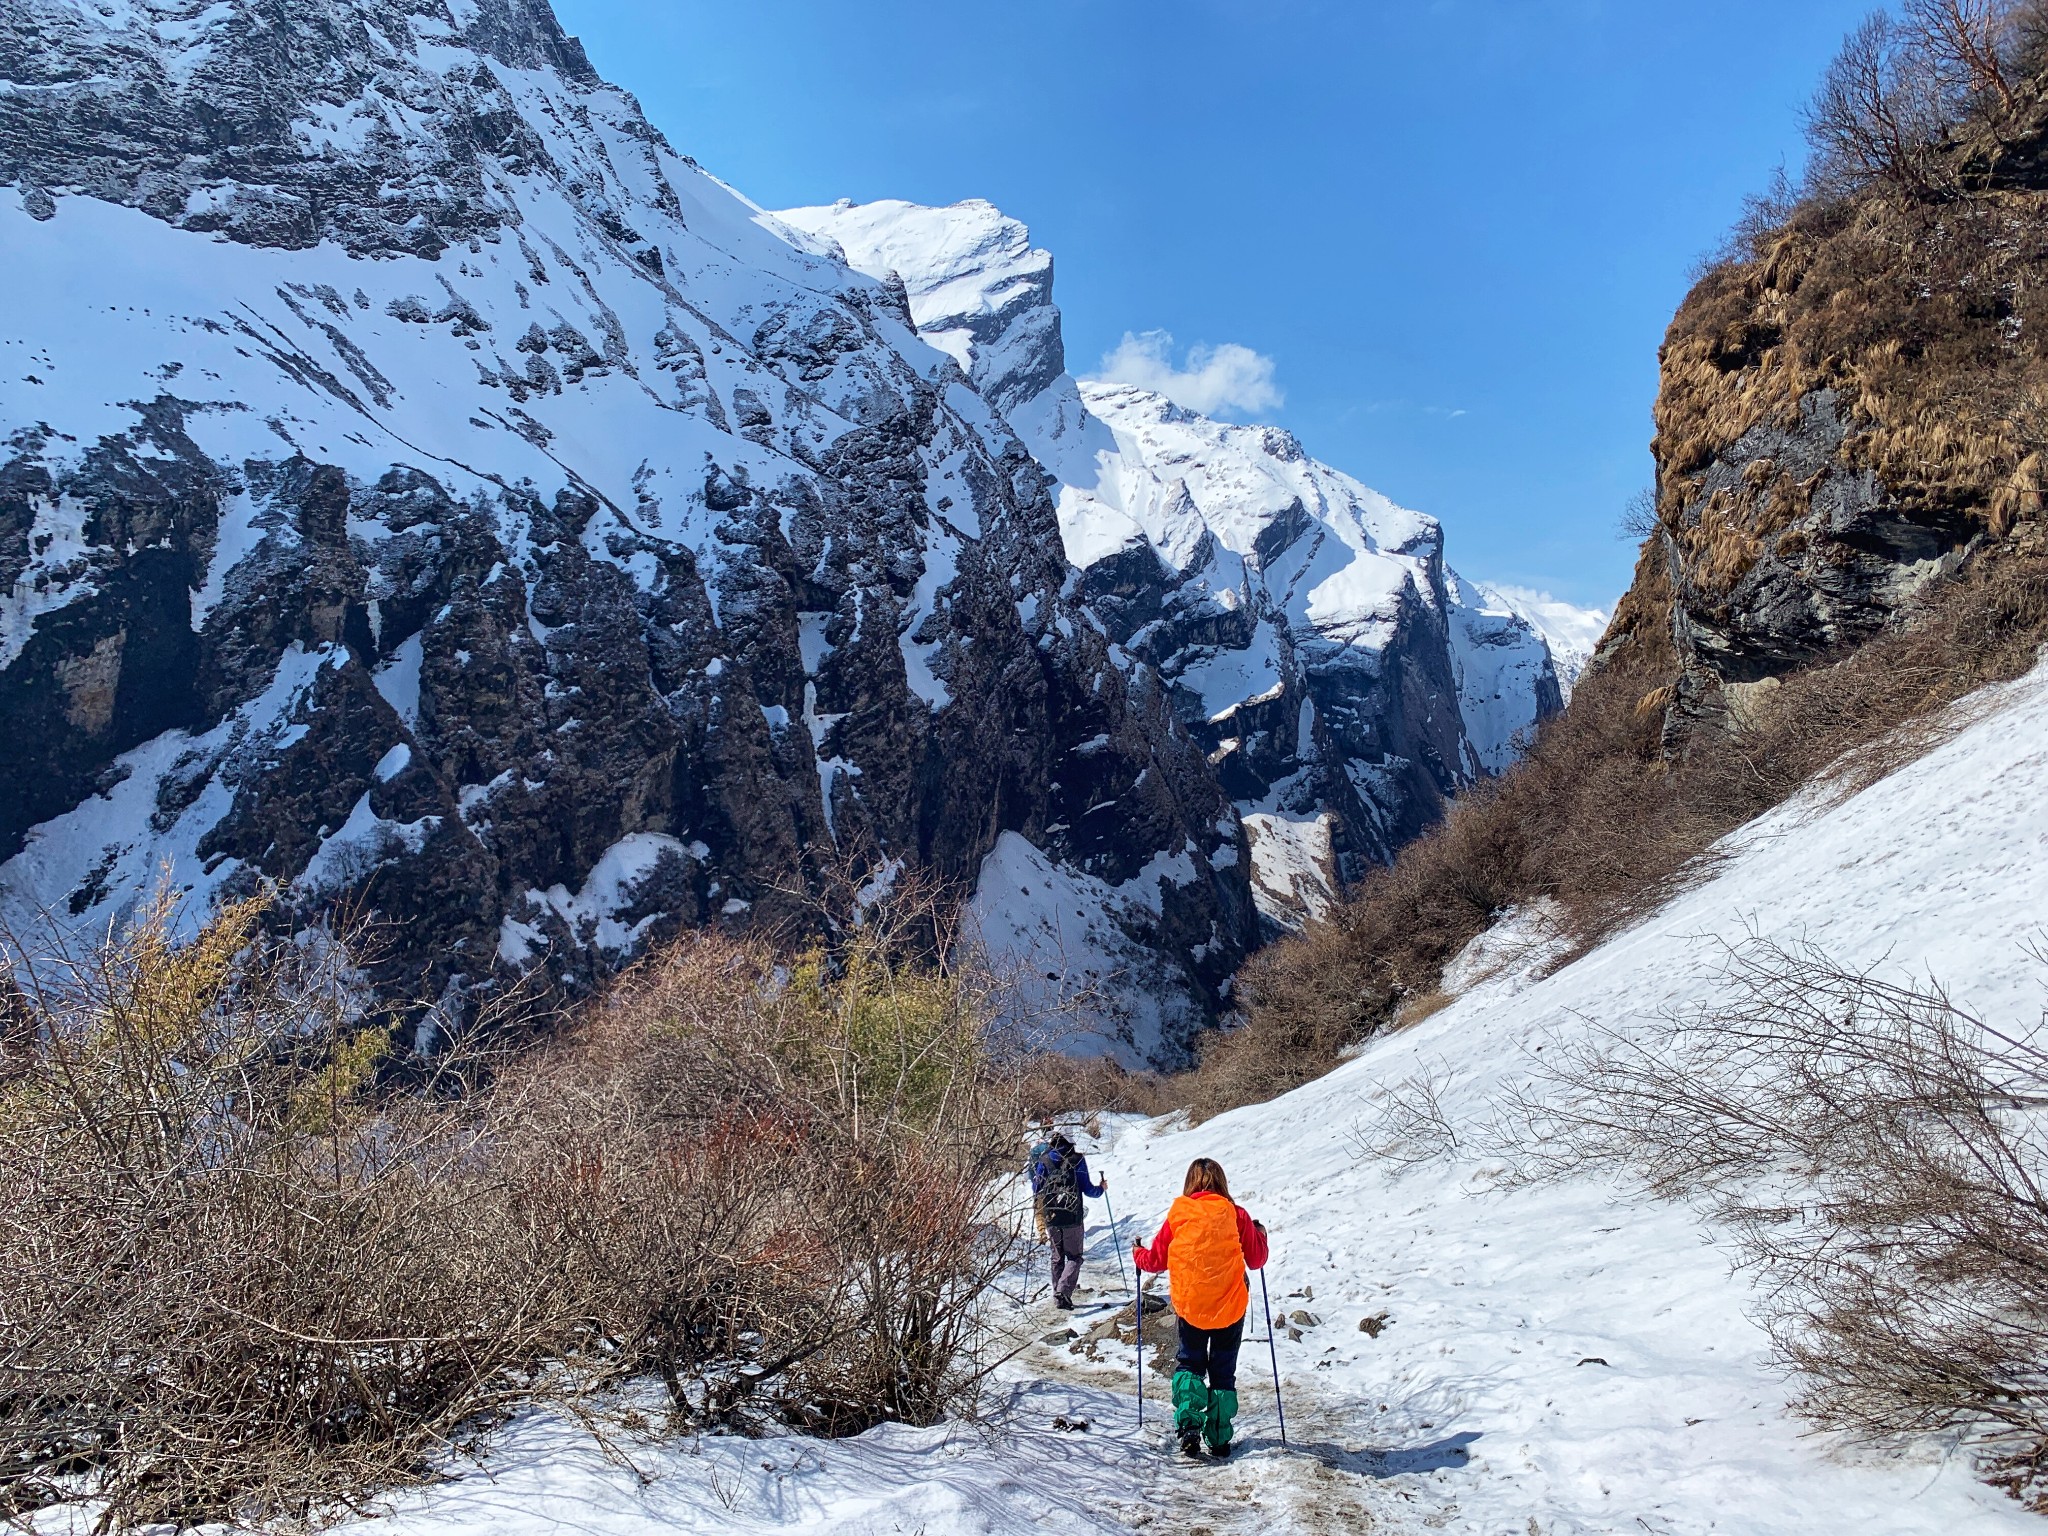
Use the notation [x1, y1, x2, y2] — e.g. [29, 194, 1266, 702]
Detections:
[1131, 1157, 1269, 1458]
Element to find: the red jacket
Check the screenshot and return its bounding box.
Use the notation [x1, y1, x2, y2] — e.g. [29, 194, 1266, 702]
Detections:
[1132, 1191, 1268, 1329]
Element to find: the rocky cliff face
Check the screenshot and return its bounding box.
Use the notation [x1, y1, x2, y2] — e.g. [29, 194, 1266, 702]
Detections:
[779, 199, 1562, 927]
[0, 1, 1558, 1064]
[1603, 89, 2048, 730]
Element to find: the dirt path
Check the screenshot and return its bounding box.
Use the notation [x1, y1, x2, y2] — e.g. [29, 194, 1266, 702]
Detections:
[987, 1285, 1453, 1535]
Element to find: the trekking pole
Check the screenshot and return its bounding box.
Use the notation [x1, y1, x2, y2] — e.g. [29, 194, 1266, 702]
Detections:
[1258, 1266, 1288, 1449]
[1102, 1185, 1131, 1293]
[1134, 1270, 1151, 1432]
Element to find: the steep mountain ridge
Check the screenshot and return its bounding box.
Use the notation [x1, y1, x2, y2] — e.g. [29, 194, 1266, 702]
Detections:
[779, 197, 1562, 924]
[0, 1, 1559, 1062]
[0, 0, 1265, 1060]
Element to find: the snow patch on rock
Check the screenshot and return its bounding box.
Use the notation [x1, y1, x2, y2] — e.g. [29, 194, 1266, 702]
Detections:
[964, 831, 1207, 1069]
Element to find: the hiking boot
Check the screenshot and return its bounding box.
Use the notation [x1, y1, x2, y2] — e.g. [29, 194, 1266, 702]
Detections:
[1053, 1294, 1074, 1310]
[1171, 1369, 1209, 1457]
[1204, 1438, 1233, 1459]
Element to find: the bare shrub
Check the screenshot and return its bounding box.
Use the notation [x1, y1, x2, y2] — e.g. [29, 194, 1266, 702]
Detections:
[0, 892, 555, 1530]
[1348, 1059, 1462, 1168]
[0, 866, 1028, 1529]
[520, 848, 1032, 1433]
[1905, 0, 2023, 113]
[1807, 12, 1956, 199]
[1804, 1, 2039, 199]
[1511, 937, 2048, 1482]
[493, 919, 1026, 1440]
[1617, 486, 1662, 542]
[1714, 164, 1810, 269]
[2017, 0, 2048, 69]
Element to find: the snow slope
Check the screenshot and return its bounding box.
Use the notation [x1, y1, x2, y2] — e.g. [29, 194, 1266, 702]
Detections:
[119, 645, 2048, 1536]
[1080, 673, 2048, 1535]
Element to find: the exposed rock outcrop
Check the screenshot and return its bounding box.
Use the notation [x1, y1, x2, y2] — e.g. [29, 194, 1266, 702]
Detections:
[1605, 87, 2048, 730]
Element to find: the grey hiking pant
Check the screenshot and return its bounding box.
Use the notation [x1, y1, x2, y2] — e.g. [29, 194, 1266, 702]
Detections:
[1049, 1222, 1084, 1301]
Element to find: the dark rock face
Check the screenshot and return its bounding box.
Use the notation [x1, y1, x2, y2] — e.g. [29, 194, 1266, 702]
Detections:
[0, 0, 595, 259]
[1661, 386, 1978, 728]
[0, 0, 1257, 1061]
[1094, 487, 1497, 885]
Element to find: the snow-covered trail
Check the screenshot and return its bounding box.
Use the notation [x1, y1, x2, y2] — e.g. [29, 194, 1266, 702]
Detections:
[984, 1270, 1396, 1535]
[88, 655, 2048, 1536]
[1069, 655, 2048, 1536]
[334, 1298, 1403, 1536]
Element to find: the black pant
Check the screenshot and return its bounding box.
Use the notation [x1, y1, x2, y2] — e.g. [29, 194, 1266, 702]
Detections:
[1175, 1314, 1244, 1391]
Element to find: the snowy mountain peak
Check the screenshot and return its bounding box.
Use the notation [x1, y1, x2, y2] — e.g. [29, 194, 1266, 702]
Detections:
[781, 196, 1564, 910]
[784, 198, 1065, 417]
[7, 0, 615, 259]
[2, 3, 1560, 1063]
[1477, 584, 1610, 698]
[0, 0, 1263, 1066]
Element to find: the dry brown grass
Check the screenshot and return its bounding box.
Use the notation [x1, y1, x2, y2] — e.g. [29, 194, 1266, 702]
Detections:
[1391, 990, 1454, 1031]
[1651, 79, 2048, 615]
[1014, 1051, 1178, 1124]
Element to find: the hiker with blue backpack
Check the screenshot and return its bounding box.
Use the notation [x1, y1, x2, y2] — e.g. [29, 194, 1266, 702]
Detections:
[1028, 1130, 1106, 1309]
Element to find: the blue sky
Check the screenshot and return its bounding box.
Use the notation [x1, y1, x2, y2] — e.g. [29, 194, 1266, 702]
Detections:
[552, 0, 1873, 611]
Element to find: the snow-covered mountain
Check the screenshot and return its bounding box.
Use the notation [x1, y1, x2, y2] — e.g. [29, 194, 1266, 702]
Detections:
[778, 198, 1563, 927]
[0, 3, 1558, 1064]
[0, 0, 1265, 1062]
[1479, 582, 1609, 698]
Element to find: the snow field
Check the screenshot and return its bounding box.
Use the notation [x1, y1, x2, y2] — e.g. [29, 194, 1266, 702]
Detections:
[1075, 653, 2048, 1534]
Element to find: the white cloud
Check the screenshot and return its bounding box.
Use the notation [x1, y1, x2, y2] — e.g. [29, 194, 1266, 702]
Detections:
[1088, 329, 1283, 419]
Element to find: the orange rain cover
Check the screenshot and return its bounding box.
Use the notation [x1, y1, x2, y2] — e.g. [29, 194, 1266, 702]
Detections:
[1164, 1192, 1249, 1329]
